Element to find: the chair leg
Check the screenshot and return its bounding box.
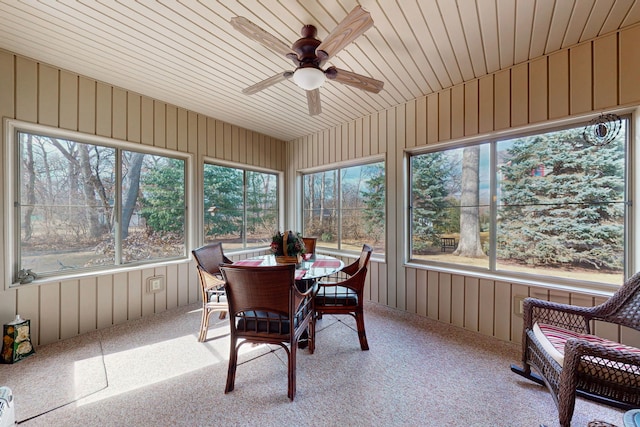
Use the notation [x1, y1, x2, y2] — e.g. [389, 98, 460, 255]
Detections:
[225, 341, 238, 394]
[355, 310, 369, 351]
[288, 343, 297, 400]
[198, 308, 211, 342]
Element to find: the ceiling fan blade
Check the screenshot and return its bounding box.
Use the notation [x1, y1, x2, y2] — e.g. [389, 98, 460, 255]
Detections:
[316, 6, 374, 61]
[326, 67, 384, 93]
[230, 16, 294, 57]
[306, 89, 322, 116]
[242, 71, 293, 95]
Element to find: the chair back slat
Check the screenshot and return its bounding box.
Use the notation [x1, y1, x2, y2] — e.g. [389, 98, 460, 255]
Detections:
[192, 242, 230, 275]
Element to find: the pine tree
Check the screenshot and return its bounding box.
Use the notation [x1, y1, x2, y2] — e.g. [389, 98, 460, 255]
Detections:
[498, 129, 625, 270]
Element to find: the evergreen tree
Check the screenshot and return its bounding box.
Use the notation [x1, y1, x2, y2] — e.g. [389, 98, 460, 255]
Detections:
[203, 165, 243, 237]
[139, 157, 185, 233]
[498, 129, 625, 270]
[361, 163, 385, 244]
[411, 152, 457, 251]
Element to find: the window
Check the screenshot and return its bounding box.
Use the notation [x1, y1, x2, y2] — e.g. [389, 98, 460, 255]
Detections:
[11, 126, 187, 282]
[203, 163, 279, 251]
[303, 161, 385, 254]
[409, 119, 628, 285]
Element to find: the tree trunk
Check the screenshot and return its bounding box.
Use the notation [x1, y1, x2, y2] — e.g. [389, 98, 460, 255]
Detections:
[22, 134, 36, 241]
[122, 152, 145, 239]
[453, 146, 485, 258]
[78, 144, 103, 238]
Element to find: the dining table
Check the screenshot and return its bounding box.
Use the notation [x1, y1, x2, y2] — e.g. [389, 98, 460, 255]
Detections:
[232, 253, 345, 284]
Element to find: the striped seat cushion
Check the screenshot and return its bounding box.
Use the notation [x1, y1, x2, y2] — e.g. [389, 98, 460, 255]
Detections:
[533, 322, 640, 368]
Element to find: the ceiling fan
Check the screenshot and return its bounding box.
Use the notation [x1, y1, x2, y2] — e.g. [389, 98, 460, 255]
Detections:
[230, 5, 384, 116]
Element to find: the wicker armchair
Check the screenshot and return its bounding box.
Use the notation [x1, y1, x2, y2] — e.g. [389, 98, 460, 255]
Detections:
[511, 272, 640, 427]
[192, 242, 233, 342]
[219, 263, 317, 400]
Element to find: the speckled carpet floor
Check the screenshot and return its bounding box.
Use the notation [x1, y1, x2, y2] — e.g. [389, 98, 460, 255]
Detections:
[0, 301, 626, 426]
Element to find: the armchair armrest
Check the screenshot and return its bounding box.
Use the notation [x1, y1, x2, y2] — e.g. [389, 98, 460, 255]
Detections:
[523, 297, 594, 333]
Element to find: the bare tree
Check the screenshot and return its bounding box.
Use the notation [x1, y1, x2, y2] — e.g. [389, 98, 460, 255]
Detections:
[22, 134, 36, 241]
[453, 146, 485, 257]
[121, 152, 145, 239]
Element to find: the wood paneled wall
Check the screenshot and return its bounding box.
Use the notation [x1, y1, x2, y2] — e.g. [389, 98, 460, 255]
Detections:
[0, 49, 285, 346]
[287, 26, 640, 347]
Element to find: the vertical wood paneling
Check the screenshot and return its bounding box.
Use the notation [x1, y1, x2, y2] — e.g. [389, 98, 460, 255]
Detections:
[155, 101, 167, 149]
[438, 273, 456, 322]
[377, 111, 386, 155]
[96, 275, 113, 330]
[38, 64, 59, 127]
[96, 83, 112, 137]
[214, 118, 223, 158]
[406, 268, 416, 313]
[464, 277, 479, 331]
[355, 117, 364, 156]
[426, 93, 438, 143]
[593, 34, 618, 109]
[141, 96, 154, 146]
[112, 88, 127, 140]
[478, 75, 494, 133]
[416, 96, 427, 145]
[78, 77, 96, 134]
[450, 274, 463, 326]
[177, 263, 189, 306]
[60, 280, 79, 339]
[438, 90, 451, 141]
[15, 57, 37, 123]
[494, 70, 510, 130]
[570, 42, 593, 114]
[548, 50, 569, 119]
[141, 268, 155, 316]
[166, 264, 179, 310]
[416, 269, 427, 316]
[494, 281, 512, 341]
[0, 51, 15, 120]
[451, 85, 464, 138]
[427, 270, 439, 319]
[510, 284, 529, 343]
[39, 283, 60, 345]
[16, 286, 40, 343]
[478, 279, 494, 336]
[464, 80, 478, 136]
[127, 270, 142, 320]
[528, 57, 548, 123]
[362, 116, 371, 157]
[619, 25, 640, 105]
[511, 63, 528, 127]
[405, 99, 416, 148]
[127, 93, 141, 142]
[79, 277, 97, 334]
[167, 106, 178, 152]
[369, 260, 379, 303]
[188, 111, 198, 155]
[113, 272, 128, 325]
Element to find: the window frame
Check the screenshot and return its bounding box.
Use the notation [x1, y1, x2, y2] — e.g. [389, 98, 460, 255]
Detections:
[4, 119, 194, 288]
[202, 158, 284, 254]
[300, 155, 386, 257]
[405, 112, 635, 291]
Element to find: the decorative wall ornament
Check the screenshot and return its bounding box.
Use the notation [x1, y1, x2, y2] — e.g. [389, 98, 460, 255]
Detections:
[582, 113, 622, 146]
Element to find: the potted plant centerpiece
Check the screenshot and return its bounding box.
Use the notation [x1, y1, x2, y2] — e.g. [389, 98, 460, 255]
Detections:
[271, 230, 306, 264]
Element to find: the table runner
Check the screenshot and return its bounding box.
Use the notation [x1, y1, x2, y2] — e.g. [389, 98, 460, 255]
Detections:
[312, 259, 342, 268]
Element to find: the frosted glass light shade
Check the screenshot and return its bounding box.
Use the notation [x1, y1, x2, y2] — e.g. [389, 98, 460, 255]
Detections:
[292, 67, 326, 90]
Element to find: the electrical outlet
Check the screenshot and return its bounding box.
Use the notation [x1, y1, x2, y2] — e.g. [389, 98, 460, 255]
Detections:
[513, 295, 526, 316]
[147, 276, 165, 293]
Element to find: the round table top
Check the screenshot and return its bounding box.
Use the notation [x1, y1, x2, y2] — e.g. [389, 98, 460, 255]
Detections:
[233, 254, 344, 281]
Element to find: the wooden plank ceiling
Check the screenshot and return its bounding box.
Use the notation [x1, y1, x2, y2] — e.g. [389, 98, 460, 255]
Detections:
[0, 0, 639, 142]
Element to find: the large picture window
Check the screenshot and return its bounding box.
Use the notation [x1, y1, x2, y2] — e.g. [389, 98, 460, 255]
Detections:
[13, 128, 187, 281]
[203, 163, 279, 251]
[409, 119, 628, 285]
[303, 161, 385, 254]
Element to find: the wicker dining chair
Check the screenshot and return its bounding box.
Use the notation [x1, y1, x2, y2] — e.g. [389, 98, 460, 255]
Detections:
[511, 272, 640, 427]
[192, 242, 232, 342]
[314, 244, 373, 350]
[220, 263, 317, 400]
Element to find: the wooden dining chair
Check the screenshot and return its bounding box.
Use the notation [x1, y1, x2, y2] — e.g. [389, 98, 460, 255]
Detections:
[302, 237, 317, 257]
[314, 244, 373, 350]
[220, 263, 317, 400]
[192, 242, 232, 342]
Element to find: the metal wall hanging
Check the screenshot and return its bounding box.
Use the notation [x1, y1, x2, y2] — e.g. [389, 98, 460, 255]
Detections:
[582, 113, 622, 146]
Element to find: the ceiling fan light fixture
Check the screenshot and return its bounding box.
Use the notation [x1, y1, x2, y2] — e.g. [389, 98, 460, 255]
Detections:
[292, 67, 325, 90]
